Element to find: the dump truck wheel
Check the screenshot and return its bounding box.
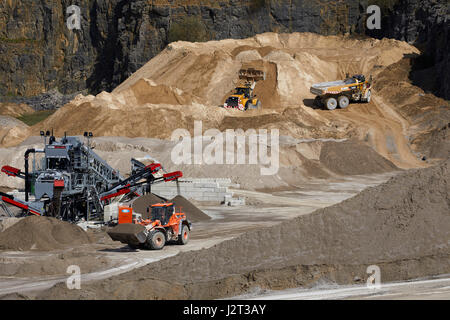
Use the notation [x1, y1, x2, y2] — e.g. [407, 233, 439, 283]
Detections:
[146, 230, 166, 250]
[177, 224, 190, 245]
[325, 97, 337, 110]
[338, 96, 350, 109]
[245, 101, 250, 111]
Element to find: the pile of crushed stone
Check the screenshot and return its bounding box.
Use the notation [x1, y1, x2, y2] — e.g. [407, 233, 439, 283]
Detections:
[320, 140, 399, 175]
[0, 216, 92, 251]
[37, 159, 449, 299]
[169, 195, 211, 222]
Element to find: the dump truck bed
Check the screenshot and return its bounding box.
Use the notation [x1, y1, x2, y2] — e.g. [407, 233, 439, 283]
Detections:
[310, 80, 349, 95]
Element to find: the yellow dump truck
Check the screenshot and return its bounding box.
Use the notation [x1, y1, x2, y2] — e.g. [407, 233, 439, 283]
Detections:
[310, 74, 372, 110]
[224, 68, 265, 111]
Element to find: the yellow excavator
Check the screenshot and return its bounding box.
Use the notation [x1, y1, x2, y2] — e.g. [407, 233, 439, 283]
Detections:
[224, 68, 265, 111]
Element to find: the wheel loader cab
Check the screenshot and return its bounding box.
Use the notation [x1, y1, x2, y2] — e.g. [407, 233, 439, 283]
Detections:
[149, 203, 174, 225]
[235, 87, 251, 98]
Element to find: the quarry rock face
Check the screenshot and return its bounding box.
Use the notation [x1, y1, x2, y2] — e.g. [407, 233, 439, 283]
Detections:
[0, 0, 448, 103]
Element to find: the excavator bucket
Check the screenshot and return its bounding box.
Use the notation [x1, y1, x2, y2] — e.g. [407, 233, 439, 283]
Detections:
[107, 223, 147, 246]
[238, 68, 266, 82]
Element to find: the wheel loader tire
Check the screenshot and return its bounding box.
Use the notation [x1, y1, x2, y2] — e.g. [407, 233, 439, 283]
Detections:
[362, 89, 371, 103]
[244, 101, 250, 111]
[325, 97, 338, 110]
[146, 230, 166, 250]
[338, 95, 350, 109]
[177, 224, 190, 245]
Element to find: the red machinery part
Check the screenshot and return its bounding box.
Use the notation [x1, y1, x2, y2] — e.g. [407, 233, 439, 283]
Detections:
[54, 179, 65, 188]
[163, 171, 183, 182]
[1, 165, 21, 177]
[100, 185, 132, 201]
[1, 196, 41, 216]
[145, 163, 162, 173]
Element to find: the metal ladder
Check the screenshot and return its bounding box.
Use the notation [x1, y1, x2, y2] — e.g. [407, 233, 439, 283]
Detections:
[0, 200, 13, 217]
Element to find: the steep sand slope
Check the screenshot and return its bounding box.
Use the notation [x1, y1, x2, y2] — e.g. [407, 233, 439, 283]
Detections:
[28, 32, 432, 168]
[374, 58, 450, 162]
[0, 103, 34, 118]
[38, 159, 449, 299]
[0, 116, 29, 148]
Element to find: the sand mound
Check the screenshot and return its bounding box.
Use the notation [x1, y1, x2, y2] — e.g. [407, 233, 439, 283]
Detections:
[320, 140, 398, 175]
[0, 217, 22, 232]
[18, 32, 440, 168]
[30, 32, 418, 138]
[0, 116, 29, 147]
[235, 50, 262, 62]
[129, 79, 193, 106]
[0, 216, 92, 251]
[24, 32, 436, 169]
[169, 195, 211, 222]
[0, 103, 34, 117]
[39, 159, 449, 299]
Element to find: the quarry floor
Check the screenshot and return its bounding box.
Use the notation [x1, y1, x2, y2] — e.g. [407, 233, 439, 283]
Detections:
[234, 275, 450, 300]
[0, 172, 396, 297]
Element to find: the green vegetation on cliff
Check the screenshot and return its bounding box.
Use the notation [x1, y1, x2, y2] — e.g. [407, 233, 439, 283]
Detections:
[17, 110, 55, 126]
[168, 16, 209, 43]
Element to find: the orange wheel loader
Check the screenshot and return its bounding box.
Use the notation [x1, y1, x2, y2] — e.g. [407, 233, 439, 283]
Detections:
[107, 203, 192, 250]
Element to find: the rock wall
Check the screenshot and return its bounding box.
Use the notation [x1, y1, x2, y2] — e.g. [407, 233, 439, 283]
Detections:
[0, 0, 448, 102]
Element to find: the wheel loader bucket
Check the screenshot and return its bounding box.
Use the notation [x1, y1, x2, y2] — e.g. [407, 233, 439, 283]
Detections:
[239, 68, 266, 82]
[107, 223, 147, 246]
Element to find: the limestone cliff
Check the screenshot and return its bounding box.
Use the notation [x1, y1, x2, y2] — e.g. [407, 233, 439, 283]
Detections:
[0, 0, 448, 107]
